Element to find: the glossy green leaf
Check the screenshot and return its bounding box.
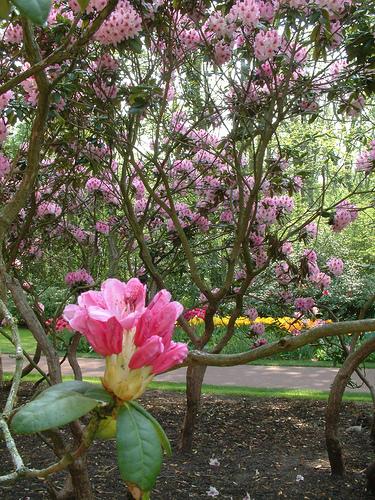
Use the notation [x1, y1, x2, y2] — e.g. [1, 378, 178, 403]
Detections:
[0, 0, 10, 19]
[12, 0, 52, 26]
[130, 401, 172, 456]
[11, 391, 98, 434]
[117, 404, 162, 493]
[41, 380, 113, 404]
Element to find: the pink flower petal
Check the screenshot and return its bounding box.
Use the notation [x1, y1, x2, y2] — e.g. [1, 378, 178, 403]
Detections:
[129, 336, 164, 369]
[151, 342, 188, 374]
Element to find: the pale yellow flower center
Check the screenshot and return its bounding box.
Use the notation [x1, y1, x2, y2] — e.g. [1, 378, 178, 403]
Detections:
[102, 327, 154, 401]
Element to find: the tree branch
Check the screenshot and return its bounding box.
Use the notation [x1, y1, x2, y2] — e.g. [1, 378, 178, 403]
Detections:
[186, 319, 375, 367]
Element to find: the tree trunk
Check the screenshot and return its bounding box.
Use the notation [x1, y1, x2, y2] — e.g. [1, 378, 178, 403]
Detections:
[68, 457, 94, 500]
[6, 275, 62, 384]
[0, 276, 5, 384]
[179, 364, 207, 452]
[108, 234, 120, 278]
[67, 333, 82, 381]
[54, 456, 94, 500]
[325, 337, 375, 476]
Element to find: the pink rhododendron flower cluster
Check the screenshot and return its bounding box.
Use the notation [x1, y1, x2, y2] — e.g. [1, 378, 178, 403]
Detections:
[68, 225, 90, 243]
[220, 209, 234, 223]
[20, 77, 38, 106]
[28, 244, 43, 259]
[275, 262, 292, 285]
[56, 317, 71, 331]
[303, 222, 318, 239]
[300, 99, 319, 113]
[281, 241, 293, 256]
[65, 269, 94, 287]
[332, 200, 358, 232]
[316, 0, 351, 13]
[229, 0, 261, 27]
[95, 220, 111, 234]
[326, 257, 344, 276]
[301, 249, 332, 291]
[303, 248, 317, 264]
[93, 0, 142, 46]
[254, 30, 282, 61]
[245, 307, 258, 321]
[179, 29, 201, 51]
[84, 142, 110, 161]
[252, 338, 268, 348]
[85, 176, 119, 204]
[92, 54, 119, 72]
[256, 195, 294, 224]
[205, 12, 233, 38]
[0, 90, 14, 111]
[214, 41, 233, 65]
[251, 322, 265, 335]
[3, 24, 23, 44]
[69, 0, 110, 13]
[86, 177, 103, 192]
[259, 0, 277, 21]
[37, 202, 62, 218]
[294, 297, 315, 312]
[309, 271, 331, 290]
[282, 41, 308, 64]
[63, 278, 188, 400]
[46, 316, 72, 331]
[184, 307, 206, 321]
[356, 141, 375, 173]
[330, 59, 348, 78]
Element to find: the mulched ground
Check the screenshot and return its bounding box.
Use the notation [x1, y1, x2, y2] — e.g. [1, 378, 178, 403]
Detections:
[1, 384, 374, 499]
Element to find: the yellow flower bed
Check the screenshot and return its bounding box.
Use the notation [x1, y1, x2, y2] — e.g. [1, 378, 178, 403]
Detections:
[188, 315, 331, 332]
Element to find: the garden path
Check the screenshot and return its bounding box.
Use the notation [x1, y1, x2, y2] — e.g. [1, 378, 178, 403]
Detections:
[2, 356, 375, 392]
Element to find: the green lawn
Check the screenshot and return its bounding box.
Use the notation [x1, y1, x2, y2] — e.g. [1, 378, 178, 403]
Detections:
[2, 373, 372, 402]
[0, 328, 98, 357]
[2, 328, 375, 369]
[0, 328, 38, 353]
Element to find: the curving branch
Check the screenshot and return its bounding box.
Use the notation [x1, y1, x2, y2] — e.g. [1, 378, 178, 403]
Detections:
[0, 301, 24, 415]
[4, 273, 61, 384]
[0, 19, 50, 244]
[185, 319, 375, 367]
[0, 415, 99, 484]
[0, 301, 24, 480]
[67, 333, 83, 381]
[325, 336, 375, 476]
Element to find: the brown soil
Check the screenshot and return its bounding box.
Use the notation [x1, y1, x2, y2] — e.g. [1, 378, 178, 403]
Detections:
[1, 384, 374, 499]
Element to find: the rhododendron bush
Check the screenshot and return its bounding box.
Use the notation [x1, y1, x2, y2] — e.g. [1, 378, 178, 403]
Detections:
[0, 0, 374, 497]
